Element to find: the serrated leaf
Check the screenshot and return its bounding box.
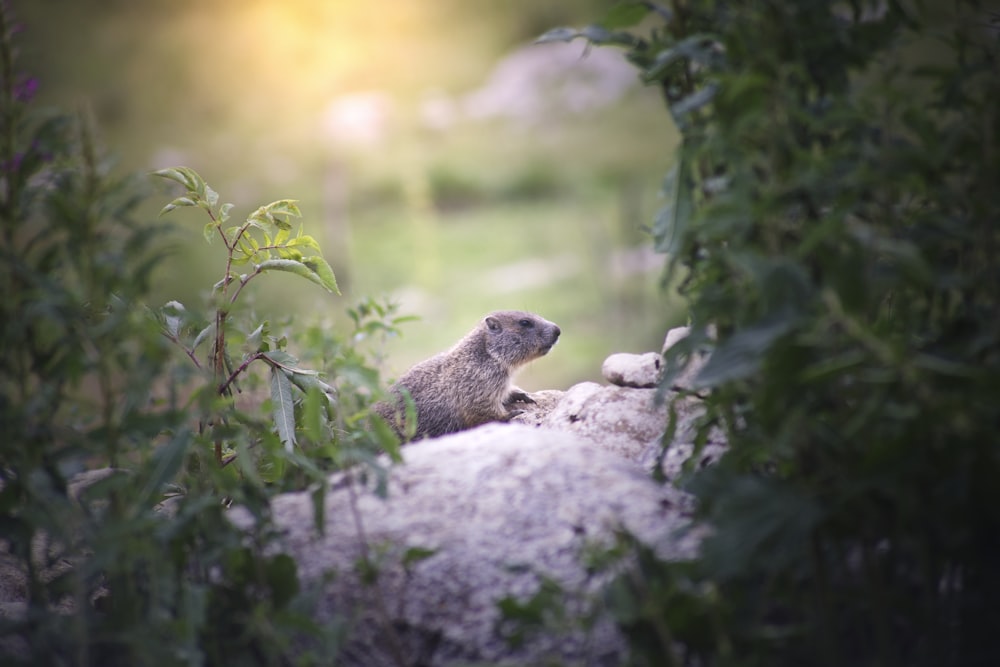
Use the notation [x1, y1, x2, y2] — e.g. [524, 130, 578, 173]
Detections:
[270, 366, 296, 451]
[205, 185, 219, 207]
[203, 222, 216, 244]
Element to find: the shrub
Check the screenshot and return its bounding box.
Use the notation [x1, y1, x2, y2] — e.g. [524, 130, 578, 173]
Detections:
[0, 5, 405, 662]
[545, 2, 1000, 665]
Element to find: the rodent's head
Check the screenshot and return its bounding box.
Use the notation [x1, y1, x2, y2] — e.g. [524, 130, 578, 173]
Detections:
[481, 310, 561, 370]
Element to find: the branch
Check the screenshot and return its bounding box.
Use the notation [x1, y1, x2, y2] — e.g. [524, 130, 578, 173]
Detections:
[217, 351, 266, 396]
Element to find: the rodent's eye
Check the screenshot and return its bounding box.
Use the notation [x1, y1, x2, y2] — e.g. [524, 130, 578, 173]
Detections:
[519, 319, 533, 328]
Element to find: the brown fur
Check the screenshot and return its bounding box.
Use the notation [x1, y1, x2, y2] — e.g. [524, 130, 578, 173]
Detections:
[374, 310, 561, 440]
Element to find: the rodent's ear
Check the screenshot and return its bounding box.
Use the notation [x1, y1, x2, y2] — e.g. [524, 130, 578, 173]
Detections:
[485, 316, 501, 332]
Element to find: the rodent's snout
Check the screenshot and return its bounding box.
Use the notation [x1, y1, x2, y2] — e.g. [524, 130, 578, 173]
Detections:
[541, 323, 561, 353]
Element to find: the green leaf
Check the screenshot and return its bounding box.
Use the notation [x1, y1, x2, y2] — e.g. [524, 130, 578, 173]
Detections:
[671, 82, 719, 121]
[161, 300, 185, 338]
[536, 27, 580, 44]
[192, 323, 214, 353]
[303, 385, 325, 443]
[645, 35, 721, 81]
[257, 258, 338, 294]
[152, 166, 205, 194]
[270, 366, 296, 451]
[402, 546, 438, 570]
[653, 154, 695, 255]
[219, 202, 234, 223]
[695, 316, 796, 388]
[301, 256, 340, 295]
[203, 222, 216, 244]
[291, 230, 321, 252]
[140, 430, 190, 506]
[159, 196, 198, 216]
[244, 323, 265, 354]
[265, 553, 300, 608]
[265, 199, 302, 218]
[370, 413, 402, 462]
[580, 25, 639, 46]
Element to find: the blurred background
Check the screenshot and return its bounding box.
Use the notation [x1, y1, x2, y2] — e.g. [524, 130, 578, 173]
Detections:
[17, 0, 684, 389]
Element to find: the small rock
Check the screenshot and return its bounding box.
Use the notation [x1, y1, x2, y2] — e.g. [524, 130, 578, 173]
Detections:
[601, 352, 662, 388]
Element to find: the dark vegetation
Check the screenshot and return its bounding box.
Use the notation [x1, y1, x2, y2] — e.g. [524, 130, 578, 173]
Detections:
[541, 1, 999, 665]
[0, 4, 407, 663]
[2, 0, 999, 666]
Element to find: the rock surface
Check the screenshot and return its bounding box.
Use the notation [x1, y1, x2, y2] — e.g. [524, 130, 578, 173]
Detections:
[601, 352, 663, 388]
[233, 424, 700, 666]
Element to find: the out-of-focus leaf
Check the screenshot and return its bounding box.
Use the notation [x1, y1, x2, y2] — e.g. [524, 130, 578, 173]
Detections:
[270, 366, 296, 451]
[653, 154, 695, 255]
[535, 27, 580, 44]
[695, 316, 796, 388]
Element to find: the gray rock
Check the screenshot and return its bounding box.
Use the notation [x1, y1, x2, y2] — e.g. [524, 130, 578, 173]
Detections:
[601, 352, 663, 388]
[232, 424, 699, 666]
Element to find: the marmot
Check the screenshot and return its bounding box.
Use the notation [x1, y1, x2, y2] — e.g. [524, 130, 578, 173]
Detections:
[374, 310, 561, 441]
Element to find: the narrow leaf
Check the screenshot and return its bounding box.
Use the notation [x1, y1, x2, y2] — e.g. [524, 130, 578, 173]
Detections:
[536, 27, 580, 44]
[303, 385, 325, 443]
[695, 316, 796, 388]
[580, 25, 638, 46]
[653, 154, 694, 255]
[671, 82, 719, 120]
[270, 366, 297, 451]
[159, 196, 198, 216]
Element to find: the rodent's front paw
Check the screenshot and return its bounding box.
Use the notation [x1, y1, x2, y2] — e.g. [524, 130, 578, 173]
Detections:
[505, 390, 535, 406]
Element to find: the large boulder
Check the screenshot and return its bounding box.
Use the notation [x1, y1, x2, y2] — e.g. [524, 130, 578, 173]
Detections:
[232, 424, 700, 666]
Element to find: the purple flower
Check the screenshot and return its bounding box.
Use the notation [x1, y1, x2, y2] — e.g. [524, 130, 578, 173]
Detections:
[14, 76, 37, 103]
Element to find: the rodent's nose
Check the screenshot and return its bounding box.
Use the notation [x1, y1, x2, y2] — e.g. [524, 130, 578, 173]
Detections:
[552, 325, 561, 338]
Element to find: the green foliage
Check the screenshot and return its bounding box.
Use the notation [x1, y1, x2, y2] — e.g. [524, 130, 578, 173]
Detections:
[154, 165, 358, 477]
[551, 2, 1000, 665]
[0, 4, 404, 662]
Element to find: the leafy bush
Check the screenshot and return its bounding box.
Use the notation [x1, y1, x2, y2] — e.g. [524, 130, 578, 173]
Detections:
[0, 5, 406, 663]
[545, 2, 1000, 665]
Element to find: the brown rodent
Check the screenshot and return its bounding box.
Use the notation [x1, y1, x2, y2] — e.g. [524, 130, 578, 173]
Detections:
[374, 310, 561, 441]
